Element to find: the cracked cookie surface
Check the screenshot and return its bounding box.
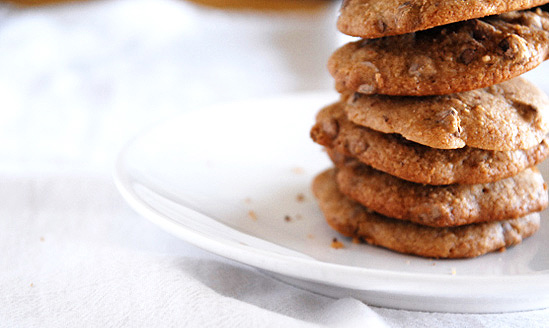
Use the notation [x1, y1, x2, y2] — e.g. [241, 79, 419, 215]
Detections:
[338, 0, 549, 38]
[312, 169, 541, 258]
[311, 102, 549, 184]
[336, 162, 548, 227]
[330, 8, 549, 96]
[344, 78, 549, 151]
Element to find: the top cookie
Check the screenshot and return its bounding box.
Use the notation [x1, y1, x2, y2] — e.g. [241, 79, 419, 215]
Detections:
[338, 0, 549, 38]
[345, 77, 549, 151]
[329, 8, 549, 96]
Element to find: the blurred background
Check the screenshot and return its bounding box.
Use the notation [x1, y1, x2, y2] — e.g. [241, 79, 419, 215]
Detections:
[0, 0, 344, 174]
[0, 2, 348, 323]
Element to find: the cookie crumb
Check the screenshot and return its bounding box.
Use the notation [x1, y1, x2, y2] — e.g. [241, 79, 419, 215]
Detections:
[331, 237, 345, 249]
[40, 237, 44, 242]
[406, 260, 411, 265]
[451, 268, 457, 275]
[284, 215, 291, 222]
[292, 167, 305, 175]
[296, 193, 305, 202]
[30, 283, 34, 287]
[248, 210, 257, 220]
[307, 234, 315, 239]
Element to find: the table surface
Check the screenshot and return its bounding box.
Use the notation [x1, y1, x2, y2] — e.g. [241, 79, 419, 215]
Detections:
[2, 0, 549, 326]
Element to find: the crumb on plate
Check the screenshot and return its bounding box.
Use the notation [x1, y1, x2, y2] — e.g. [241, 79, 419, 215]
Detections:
[331, 237, 345, 249]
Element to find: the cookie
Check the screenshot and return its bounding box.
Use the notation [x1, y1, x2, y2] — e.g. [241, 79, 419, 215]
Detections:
[336, 162, 548, 227]
[329, 8, 549, 96]
[343, 78, 549, 151]
[337, 0, 549, 38]
[311, 102, 549, 184]
[312, 169, 541, 258]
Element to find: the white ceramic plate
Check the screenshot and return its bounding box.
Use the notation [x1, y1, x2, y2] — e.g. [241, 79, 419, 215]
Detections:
[114, 91, 549, 313]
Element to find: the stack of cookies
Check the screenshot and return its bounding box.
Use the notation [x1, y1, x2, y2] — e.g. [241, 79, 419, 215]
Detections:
[311, 1, 549, 258]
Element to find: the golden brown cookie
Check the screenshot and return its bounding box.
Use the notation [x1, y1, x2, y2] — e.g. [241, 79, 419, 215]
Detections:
[312, 169, 541, 258]
[337, 0, 549, 38]
[344, 78, 549, 151]
[336, 162, 548, 227]
[330, 8, 549, 96]
[311, 102, 549, 184]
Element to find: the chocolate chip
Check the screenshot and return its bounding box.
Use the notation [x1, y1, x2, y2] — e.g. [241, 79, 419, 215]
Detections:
[398, 1, 411, 10]
[408, 56, 436, 77]
[352, 138, 370, 154]
[472, 27, 487, 41]
[408, 62, 420, 76]
[498, 38, 510, 52]
[357, 84, 376, 94]
[322, 118, 339, 139]
[377, 19, 387, 33]
[458, 48, 477, 64]
[397, 1, 421, 17]
[512, 99, 538, 121]
[499, 37, 520, 59]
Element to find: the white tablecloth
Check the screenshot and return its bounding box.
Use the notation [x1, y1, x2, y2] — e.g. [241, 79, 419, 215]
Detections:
[2, 0, 549, 326]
